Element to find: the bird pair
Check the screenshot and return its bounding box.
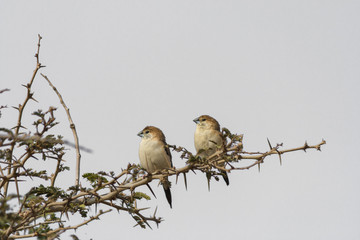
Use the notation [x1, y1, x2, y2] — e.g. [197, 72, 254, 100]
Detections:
[137, 115, 229, 208]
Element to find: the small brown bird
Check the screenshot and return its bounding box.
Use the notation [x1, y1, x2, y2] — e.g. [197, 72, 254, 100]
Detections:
[193, 115, 229, 186]
[138, 126, 173, 208]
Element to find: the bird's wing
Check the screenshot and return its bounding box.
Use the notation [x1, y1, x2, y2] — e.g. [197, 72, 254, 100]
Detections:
[163, 144, 173, 168]
[208, 130, 224, 151]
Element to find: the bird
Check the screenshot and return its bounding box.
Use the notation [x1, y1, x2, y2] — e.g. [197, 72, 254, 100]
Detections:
[138, 126, 173, 208]
[193, 115, 229, 186]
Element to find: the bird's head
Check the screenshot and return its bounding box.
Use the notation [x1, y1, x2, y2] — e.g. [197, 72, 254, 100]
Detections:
[137, 126, 166, 141]
[193, 115, 220, 131]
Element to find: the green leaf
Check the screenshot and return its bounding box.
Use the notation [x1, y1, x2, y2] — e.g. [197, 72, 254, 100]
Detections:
[133, 192, 151, 200]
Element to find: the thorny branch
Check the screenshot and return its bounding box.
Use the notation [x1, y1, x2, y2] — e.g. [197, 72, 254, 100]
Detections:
[0, 36, 326, 240]
[3, 34, 44, 198]
[7, 210, 111, 239]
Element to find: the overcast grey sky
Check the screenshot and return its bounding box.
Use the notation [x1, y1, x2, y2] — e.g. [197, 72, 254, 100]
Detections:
[1, 1, 359, 239]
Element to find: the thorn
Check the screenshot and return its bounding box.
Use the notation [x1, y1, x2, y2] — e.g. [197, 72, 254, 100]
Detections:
[155, 216, 160, 228]
[137, 207, 151, 211]
[145, 220, 152, 230]
[183, 172, 188, 190]
[15, 177, 20, 204]
[206, 172, 211, 191]
[153, 206, 158, 218]
[146, 184, 156, 199]
[303, 141, 309, 152]
[175, 173, 179, 185]
[277, 151, 282, 166]
[65, 211, 70, 221]
[17, 125, 27, 130]
[257, 160, 261, 172]
[30, 96, 39, 103]
[228, 162, 236, 170]
[267, 138, 273, 149]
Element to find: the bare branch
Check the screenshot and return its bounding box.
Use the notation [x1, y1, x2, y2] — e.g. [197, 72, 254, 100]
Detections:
[41, 73, 82, 187]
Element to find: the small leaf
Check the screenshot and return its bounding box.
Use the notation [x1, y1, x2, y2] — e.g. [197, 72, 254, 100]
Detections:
[133, 192, 151, 200]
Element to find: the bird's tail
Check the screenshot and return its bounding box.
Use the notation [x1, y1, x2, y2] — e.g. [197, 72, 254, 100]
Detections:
[162, 177, 172, 208]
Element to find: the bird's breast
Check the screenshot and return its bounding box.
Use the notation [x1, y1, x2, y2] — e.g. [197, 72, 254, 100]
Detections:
[139, 139, 171, 173]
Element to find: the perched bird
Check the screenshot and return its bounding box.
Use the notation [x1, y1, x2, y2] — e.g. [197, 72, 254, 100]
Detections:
[138, 126, 173, 208]
[193, 115, 229, 186]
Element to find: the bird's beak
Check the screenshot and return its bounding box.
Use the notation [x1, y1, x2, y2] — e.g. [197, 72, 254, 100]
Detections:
[193, 117, 200, 124]
[137, 131, 143, 137]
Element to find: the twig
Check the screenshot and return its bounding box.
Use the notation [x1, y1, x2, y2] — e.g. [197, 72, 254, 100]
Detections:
[15, 220, 66, 231]
[0, 88, 10, 94]
[51, 156, 62, 187]
[41, 73, 81, 187]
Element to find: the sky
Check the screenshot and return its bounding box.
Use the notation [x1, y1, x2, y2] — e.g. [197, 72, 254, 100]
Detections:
[1, 1, 360, 239]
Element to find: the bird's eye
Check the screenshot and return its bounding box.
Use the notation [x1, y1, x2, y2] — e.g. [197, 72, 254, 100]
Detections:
[145, 130, 150, 134]
[201, 118, 206, 122]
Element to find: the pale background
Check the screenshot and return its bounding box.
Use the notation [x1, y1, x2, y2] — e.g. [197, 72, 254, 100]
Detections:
[1, 1, 359, 239]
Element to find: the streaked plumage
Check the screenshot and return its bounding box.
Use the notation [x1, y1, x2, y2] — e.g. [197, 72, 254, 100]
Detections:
[193, 115, 229, 185]
[138, 126, 173, 208]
